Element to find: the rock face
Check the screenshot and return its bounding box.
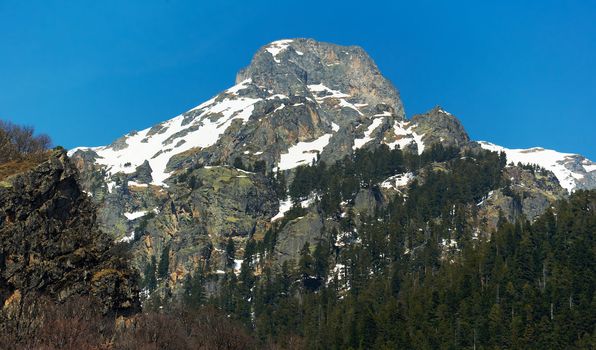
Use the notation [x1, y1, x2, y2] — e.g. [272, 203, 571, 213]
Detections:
[475, 165, 568, 233]
[67, 38, 417, 285]
[128, 165, 278, 287]
[411, 107, 470, 149]
[0, 150, 138, 314]
[236, 38, 404, 118]
[69, 38, 408, 189]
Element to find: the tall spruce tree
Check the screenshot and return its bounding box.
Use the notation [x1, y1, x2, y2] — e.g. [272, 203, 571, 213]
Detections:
[157, 244, 170, 280]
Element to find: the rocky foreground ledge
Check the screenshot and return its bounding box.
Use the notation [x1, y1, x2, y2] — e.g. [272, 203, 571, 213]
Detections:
[0, 149, 139, 314]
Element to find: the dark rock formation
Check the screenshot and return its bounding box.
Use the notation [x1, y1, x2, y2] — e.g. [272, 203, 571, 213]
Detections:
[0, 150, 139, 314]
[411, 106, 471, 149]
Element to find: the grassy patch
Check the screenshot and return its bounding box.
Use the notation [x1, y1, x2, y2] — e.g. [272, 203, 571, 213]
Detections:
[0, 153, 48, 180]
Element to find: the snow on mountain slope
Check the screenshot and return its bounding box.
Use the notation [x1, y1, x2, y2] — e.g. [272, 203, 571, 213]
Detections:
[353, 117, 385, 150]
[69, 39, 411, 188]
[385, 120, 426, 154]
[69, 80, 261, 186]
[380, 172, 414, 191]
[265, 39, 295, 63]
[277, 133, 333, 171]
[478, 141, 596, 192]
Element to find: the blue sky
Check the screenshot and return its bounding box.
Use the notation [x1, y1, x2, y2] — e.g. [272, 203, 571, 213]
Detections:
[0, 0, 594, 158]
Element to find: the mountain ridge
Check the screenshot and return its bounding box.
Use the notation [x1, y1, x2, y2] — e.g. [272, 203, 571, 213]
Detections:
[69, 38, 595, 193]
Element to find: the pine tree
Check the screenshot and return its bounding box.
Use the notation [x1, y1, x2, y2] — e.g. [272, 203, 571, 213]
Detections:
[299, 242, 317, 291]
[183, 264, 205, 309]
[313, 239, 329, 282]
[225, 237, 236, 269]
[157, 244, 170, 281]
[143, 256, 157, 291]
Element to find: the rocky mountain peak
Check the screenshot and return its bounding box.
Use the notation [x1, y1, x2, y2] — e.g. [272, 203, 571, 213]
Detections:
[70, 39, 412, 187]
[236, 38, 404, 118]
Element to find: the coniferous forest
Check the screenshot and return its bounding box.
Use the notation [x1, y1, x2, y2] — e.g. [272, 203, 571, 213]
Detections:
[147, 145, 595, 349]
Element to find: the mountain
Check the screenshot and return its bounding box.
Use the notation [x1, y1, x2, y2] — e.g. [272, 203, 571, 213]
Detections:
[0, 38, 592, 348]
[67, 38, 595, 297]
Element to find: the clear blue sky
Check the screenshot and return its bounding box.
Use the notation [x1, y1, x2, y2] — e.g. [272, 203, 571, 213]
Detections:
[1, 0, 594, 158]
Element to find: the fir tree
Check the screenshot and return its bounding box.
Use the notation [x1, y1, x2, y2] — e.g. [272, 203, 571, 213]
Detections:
[143, 256, 157, 291]
[157, 244, 170, 281]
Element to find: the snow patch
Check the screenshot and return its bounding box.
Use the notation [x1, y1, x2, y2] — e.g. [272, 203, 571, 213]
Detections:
[331, 122, 340, 132]
[72, 92, 261, 186]
[273, 103, 286, 113]
[277, 134, 332, 170]
[226, 79, 252, 94]
[118, 231, 136, 243]
[373, 111, 392, 117]
[327, 263, 346, 284]
[385, 121, 425, 154]
[353, 117, 384, 150]
[476, 190, 494, 207]
[583, 163, 596, 173]
[123, 209, 154, 221]
[271, 197, 293, 222]
[441, 238, 459, 251]
[265, 39, 294, 63]
[307, 84, 350, 99]
[234, 259, 243, 274]
[271, 194, 317, 222]
[478, 141, 589, 193]
[307, 84, 363, 115]
[380, 172, 414, 190]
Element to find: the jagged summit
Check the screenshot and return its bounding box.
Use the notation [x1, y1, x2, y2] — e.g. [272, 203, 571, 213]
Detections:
[236, 38, 404, 118]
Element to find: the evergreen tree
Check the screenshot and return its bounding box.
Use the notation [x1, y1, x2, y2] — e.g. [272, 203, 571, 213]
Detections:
[143, 256, 157, 291]
[183, 264, 205, 309]
[157, 244, 170, 280]
[225, 237, 236, 269]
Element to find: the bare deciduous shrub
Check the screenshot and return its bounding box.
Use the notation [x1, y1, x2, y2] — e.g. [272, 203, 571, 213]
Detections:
[0, 294, 259, 350]
[34, 296, 112, 350]
[113, 304, 257, 350]
[0, 120, 51, 164]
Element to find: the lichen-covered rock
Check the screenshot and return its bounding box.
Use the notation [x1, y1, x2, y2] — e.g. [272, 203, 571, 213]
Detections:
[275, 212, 324, 263]
[476, 165, 567, 233]
[411, 106, 471, 149]
[126, 165, 278, 288]
[353, 187, 385, 217]
[0, 150, 139, 314]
